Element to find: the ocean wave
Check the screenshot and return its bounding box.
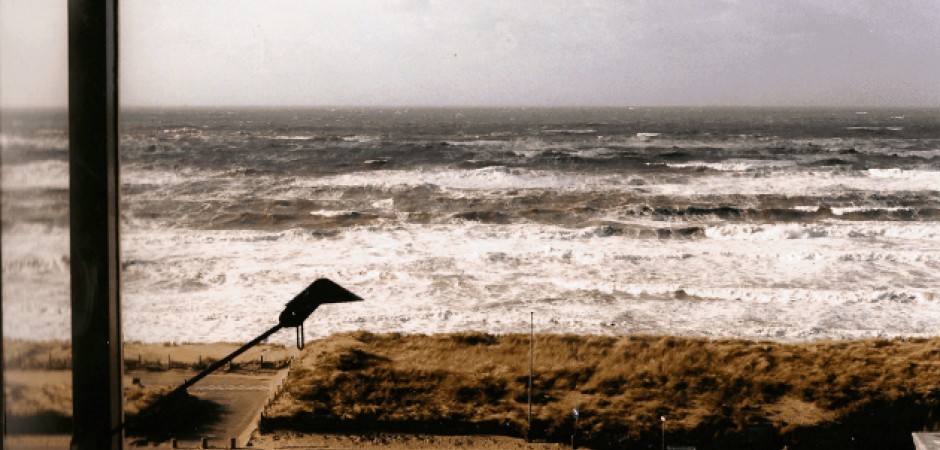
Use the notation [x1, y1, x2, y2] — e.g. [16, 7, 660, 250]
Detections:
[0, 133, 68, 150]
[341, 135, 380, 143]
[114, 222, 940, 342]
[308, 209, 365, 218]
[122, 167, 221, 186]
[115, 164, 940, 231]
[1, 160, 69, 190]
[830, 206, 906, 215]
[282, 167, 940, 195]
[4, 218, 939, 342]
[160, 126, 202, 135]
[705, 222, 940, 241]
[572, 147, 619, 159]
[271, 135, 318, 140]
[844, 126, 904, 132]
[445, 139, 508, 147]
[1, 254, 69, 275]
[650, 170, 940, 196]
[706, 224, 830, 240]
[7, 108, 940, 343]
[1, 224, 69, 276]
[291, 166, 597, 191]
[665, 160, 795, 172]
[542, 129, 597, 135]
[867, 168, 940, 181]
[862, 148, 940, 159]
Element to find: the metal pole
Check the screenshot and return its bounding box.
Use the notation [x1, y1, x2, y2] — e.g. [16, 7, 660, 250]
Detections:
[572, 414, 578, 450]
[528, 311, 533, 442]
[1, 207, 4, 439]
[174, 325, 281, 393]
[661, 416, 666, 450]
[1, 113, 4, 444]
[1, 160, 4, 440]
[69, 0, 122, 448]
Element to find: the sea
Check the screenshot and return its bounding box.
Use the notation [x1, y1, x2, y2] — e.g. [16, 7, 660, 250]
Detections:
[3, 107, 940, 344]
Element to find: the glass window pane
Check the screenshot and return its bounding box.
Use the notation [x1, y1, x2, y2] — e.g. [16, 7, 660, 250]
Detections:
[2, 0, 71, 446]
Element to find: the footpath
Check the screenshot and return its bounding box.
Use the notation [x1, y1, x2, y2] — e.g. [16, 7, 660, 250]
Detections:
[3, 367, 290, 450]
[126, 367, 291, 448]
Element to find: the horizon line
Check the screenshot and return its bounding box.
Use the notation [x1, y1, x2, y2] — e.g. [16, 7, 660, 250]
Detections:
[4, 104, 940, 112]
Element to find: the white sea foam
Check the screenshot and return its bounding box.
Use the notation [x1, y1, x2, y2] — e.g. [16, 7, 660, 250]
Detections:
[122, 167, 216, 187]
[116, 166, 940, 213]
[341, 135, 379, 143]
[867, 168, 940, 181]
[572, 147, 619, 159]
[845, 126, 901, 132]
[308, 210, 360, 217]
[2, 160, 70, 190]
[705, 222, 940, 241]
[635, 132, 661, 140]
[118, 221, 940, 343]
[1, 224, 69, 275]
[5, 219, 938, 343]
[6, 134, 940, 343]
[286, 167, 940, 197]
[830, 206, 907, 215]
[272, 135, 318, 140]
[665, 160, 794, 172]
[291, 167, 595, 191]
[542, 129, 597, 135]
[852, 148, 940, 158]
[0, 133, 68, 150]
[1, 224, 71, 341]
[794, 206, 820, 212]
[445, 139, 508, 147]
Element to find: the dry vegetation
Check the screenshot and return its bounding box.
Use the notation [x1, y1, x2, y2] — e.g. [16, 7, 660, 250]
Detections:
[122, 341, 293, 371]
[3, 372, 72, 417]
[264, 332, 940, 450]
[3, 340, 72, 370]
[2, 339, 292, 371]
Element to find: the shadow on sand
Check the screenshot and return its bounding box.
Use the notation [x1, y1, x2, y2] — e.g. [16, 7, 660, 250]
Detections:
[5, 411, 72, 434]
[125, 391, 228, 446]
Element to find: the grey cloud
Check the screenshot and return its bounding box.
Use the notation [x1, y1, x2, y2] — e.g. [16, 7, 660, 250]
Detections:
[3, 0, 938, 108]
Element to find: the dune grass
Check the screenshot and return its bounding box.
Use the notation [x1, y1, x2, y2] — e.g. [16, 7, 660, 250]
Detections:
[2, 339, 291, 371]
[264, 332, 940, 449]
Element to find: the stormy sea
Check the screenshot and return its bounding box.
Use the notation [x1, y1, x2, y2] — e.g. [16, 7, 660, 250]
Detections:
[3, 107, 940, 344]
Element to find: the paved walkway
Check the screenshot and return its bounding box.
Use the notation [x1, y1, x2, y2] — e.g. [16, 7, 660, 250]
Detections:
[4, 369, 287, 449]
[126, 369, 289, 447]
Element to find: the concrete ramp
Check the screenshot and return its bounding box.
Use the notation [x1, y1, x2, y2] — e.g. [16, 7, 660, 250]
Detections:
[127, 368, 290, 448]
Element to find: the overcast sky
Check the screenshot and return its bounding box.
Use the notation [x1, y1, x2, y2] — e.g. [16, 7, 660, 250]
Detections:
[3, 0, 940, 108]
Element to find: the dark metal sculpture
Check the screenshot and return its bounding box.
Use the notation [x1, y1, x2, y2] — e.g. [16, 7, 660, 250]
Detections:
[175, 278, 362, 394]
[125, 278, 362, 436]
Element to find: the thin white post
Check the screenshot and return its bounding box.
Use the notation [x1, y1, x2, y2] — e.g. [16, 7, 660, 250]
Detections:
[528, 311, 534, 441]
[661, 416, 667, 450]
